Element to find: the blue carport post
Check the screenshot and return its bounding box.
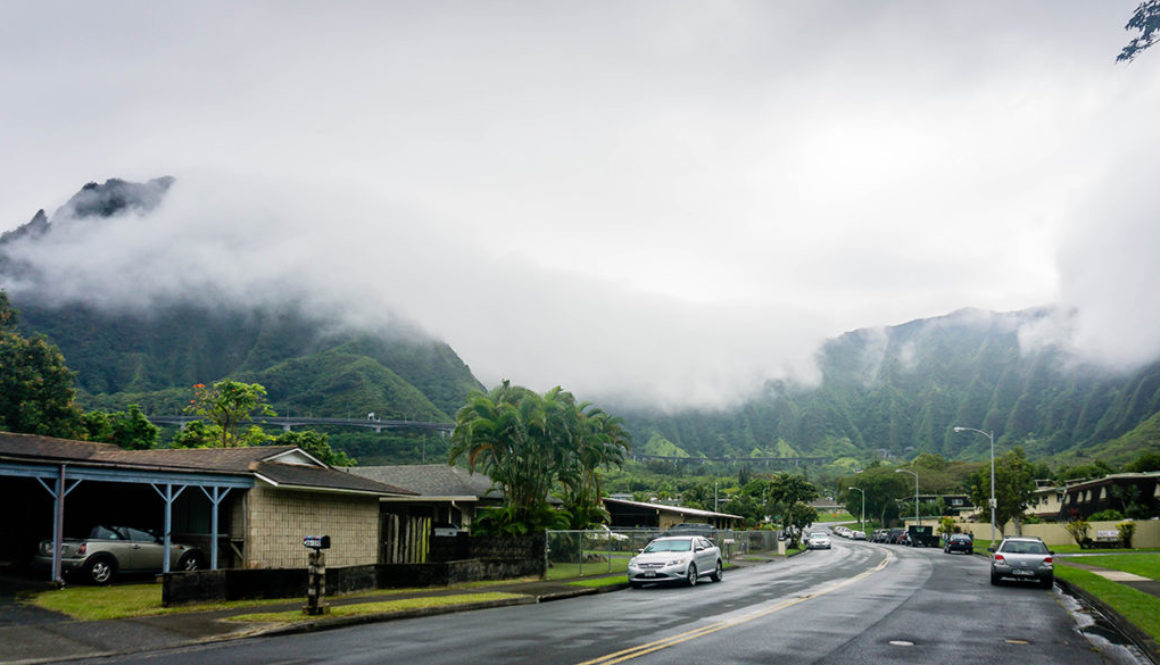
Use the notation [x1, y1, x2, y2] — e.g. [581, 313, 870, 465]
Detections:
[152, 483, 187, 573]
[200, 486, 230, 570]
[36, 465, 82, 584]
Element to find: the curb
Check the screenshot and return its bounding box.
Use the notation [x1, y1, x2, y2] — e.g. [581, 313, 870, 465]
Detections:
[1054, 577, 1160, 665]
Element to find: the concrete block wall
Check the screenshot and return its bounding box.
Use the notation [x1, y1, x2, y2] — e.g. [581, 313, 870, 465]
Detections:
[244, 486, 380, 568]
[930, 518, 1160, 548]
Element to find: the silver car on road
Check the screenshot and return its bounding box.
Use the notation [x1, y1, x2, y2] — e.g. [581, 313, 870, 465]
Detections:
[989, 537, 1054, 588]
[627, 536, 723, 588]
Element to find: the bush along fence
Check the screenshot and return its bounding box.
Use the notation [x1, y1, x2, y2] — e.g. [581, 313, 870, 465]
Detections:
[162, 533, 546, 606]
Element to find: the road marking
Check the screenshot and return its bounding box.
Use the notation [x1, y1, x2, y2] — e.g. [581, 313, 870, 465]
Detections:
[576, 550, 893, 665]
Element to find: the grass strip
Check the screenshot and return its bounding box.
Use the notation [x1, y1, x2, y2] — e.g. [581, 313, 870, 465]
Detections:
[1058, 554, 1160, 580]
[26, 577, 546, 622]
[1054, 564, 1160, 642]
[567, 575, 628, 589]
[27, 584, 299, 621]
[228, 592, 526, 623]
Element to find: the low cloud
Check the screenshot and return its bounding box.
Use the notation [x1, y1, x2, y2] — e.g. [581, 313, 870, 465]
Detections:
[1, 174, 827, 409]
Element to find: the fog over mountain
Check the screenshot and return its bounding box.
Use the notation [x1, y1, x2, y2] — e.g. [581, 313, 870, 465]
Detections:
[3, 3, 1160, 410]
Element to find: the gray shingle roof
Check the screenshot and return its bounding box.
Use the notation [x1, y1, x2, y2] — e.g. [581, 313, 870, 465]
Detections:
[345, 464, 502, 499]
[0, 432, 413, 496]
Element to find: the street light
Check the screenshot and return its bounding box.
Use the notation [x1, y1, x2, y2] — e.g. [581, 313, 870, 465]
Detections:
[954, 426, 996, 545]
[895, 468, 919, 526]
[848, 486, 865, 535]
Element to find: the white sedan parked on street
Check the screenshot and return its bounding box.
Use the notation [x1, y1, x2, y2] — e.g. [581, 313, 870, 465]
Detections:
[627, 536, 723, 588]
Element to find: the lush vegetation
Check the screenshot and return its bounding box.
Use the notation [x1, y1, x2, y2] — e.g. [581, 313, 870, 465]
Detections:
[450, 381, 630, 534]
[620, 309, 1160, 469]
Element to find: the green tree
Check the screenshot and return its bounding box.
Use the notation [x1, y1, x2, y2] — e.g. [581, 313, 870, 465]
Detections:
[968, 447, 1036, 536]
[183, 380, 275, 448]
[767, 473, 819, 547]
[842, 467, 909, 527]
[1118, 0, 1160, 62]
[557, 397, 631, 528]
[0, 291, 84, 438]
[449, 381, 562, 531]
[84, 404, 158, 450]
[1126, 451, 1160, 472]
[172, 420, 224, 449]
[450, 381, 629, 533]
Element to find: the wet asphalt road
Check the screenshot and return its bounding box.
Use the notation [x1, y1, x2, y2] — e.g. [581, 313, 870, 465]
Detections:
[79, 539, 1123, 665]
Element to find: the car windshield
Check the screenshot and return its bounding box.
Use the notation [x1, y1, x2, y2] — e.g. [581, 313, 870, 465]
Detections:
[644, 539, 693, 553]
[1001, 541, 1048, 554]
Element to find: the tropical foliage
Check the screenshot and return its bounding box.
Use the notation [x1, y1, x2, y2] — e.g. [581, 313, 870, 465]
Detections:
[0, 290, 84, 438]
[183, 380, 275, 448]
[449, 381, 630, 534]
[967, 447, 1037, 536]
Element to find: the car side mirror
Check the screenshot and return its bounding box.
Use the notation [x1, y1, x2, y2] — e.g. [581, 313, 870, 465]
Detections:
[1048, 550, 1055, 555]
[987, 546, 996, 553]
[638, 548, 645, 554]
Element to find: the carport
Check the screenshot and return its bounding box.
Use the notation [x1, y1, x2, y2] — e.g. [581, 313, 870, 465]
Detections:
[0, 433, 253, 582]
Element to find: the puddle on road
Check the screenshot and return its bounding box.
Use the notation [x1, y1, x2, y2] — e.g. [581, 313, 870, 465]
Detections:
[1057, 589, 1152, 665]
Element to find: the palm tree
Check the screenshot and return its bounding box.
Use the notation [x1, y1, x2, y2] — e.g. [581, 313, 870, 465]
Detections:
[450, 381, 559, 527]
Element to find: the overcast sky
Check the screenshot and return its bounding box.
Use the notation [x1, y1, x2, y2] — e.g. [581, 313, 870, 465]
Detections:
[2, 2, 1158, 409]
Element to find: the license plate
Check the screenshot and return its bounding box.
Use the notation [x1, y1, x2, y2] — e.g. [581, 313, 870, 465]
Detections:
[643, 572, 657, 577]
[1014, 569, 1034, 577]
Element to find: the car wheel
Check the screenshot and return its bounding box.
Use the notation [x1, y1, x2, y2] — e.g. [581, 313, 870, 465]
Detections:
[685, 564, 698, 587]
[710, 560, 723, 583]
[85, 555, 116, 585]
[179, 551, 204, 572]
[1040, 576, 1054, 590]
[990, 571, 1001, 586]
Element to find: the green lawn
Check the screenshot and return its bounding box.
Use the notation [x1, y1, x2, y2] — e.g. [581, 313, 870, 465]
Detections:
[1054, 565, 1160, 642]
[545, 556, 629, 581]
[1057, 553, 1160, 580]
[567, 575, 629, 588]
[27, 583, 296, 621]
[27, 577, 545, 622]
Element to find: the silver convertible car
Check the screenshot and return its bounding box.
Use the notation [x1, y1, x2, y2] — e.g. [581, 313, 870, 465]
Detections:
[627, 535, 723, 588]
[36, 525, 205, 584]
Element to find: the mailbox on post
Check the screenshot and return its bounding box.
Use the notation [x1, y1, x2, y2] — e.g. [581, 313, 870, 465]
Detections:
[303, 535, 331, 615]
[303, 535, 331, 550]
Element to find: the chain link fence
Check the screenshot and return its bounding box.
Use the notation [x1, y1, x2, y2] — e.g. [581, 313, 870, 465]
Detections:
[544, 527, 783, 579]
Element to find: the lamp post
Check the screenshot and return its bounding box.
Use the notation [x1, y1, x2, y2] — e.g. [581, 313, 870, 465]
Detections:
[896, 469, 919, 526]
[954, 426, 996, 545]
[848, 486, 865, 535]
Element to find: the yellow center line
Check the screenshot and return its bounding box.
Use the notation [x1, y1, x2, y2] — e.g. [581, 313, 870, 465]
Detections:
[576, 548, 894, 665]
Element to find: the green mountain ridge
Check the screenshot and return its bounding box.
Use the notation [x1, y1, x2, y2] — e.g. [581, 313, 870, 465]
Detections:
[3, 178, 1157, 466]
[619, 308, 1160, 466]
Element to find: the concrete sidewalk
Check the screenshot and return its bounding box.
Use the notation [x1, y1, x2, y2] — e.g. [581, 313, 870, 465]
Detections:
[0, 575, 626, 665]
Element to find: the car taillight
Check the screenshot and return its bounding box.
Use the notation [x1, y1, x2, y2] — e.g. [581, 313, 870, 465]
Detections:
[994, 554, 1004, 562]
[77, 544, 86, 555]
[1044, 557, 1052, 564]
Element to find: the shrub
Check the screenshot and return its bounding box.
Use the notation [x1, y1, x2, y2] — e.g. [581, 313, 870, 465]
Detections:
[1089, 509, 1125, 521]
[1118, 521, 1136, 549]
[1065, 519, 1090, 546]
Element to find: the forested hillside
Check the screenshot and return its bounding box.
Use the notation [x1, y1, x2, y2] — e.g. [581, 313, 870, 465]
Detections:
[1, 178, 482, 426]
[623, 308, 1160, 465]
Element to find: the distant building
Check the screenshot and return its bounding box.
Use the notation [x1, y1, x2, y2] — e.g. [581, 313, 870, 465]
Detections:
[1058, 472, 1160, 520]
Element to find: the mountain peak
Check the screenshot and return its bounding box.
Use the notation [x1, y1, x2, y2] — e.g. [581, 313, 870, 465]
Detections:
[54, 176, 175, 221]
